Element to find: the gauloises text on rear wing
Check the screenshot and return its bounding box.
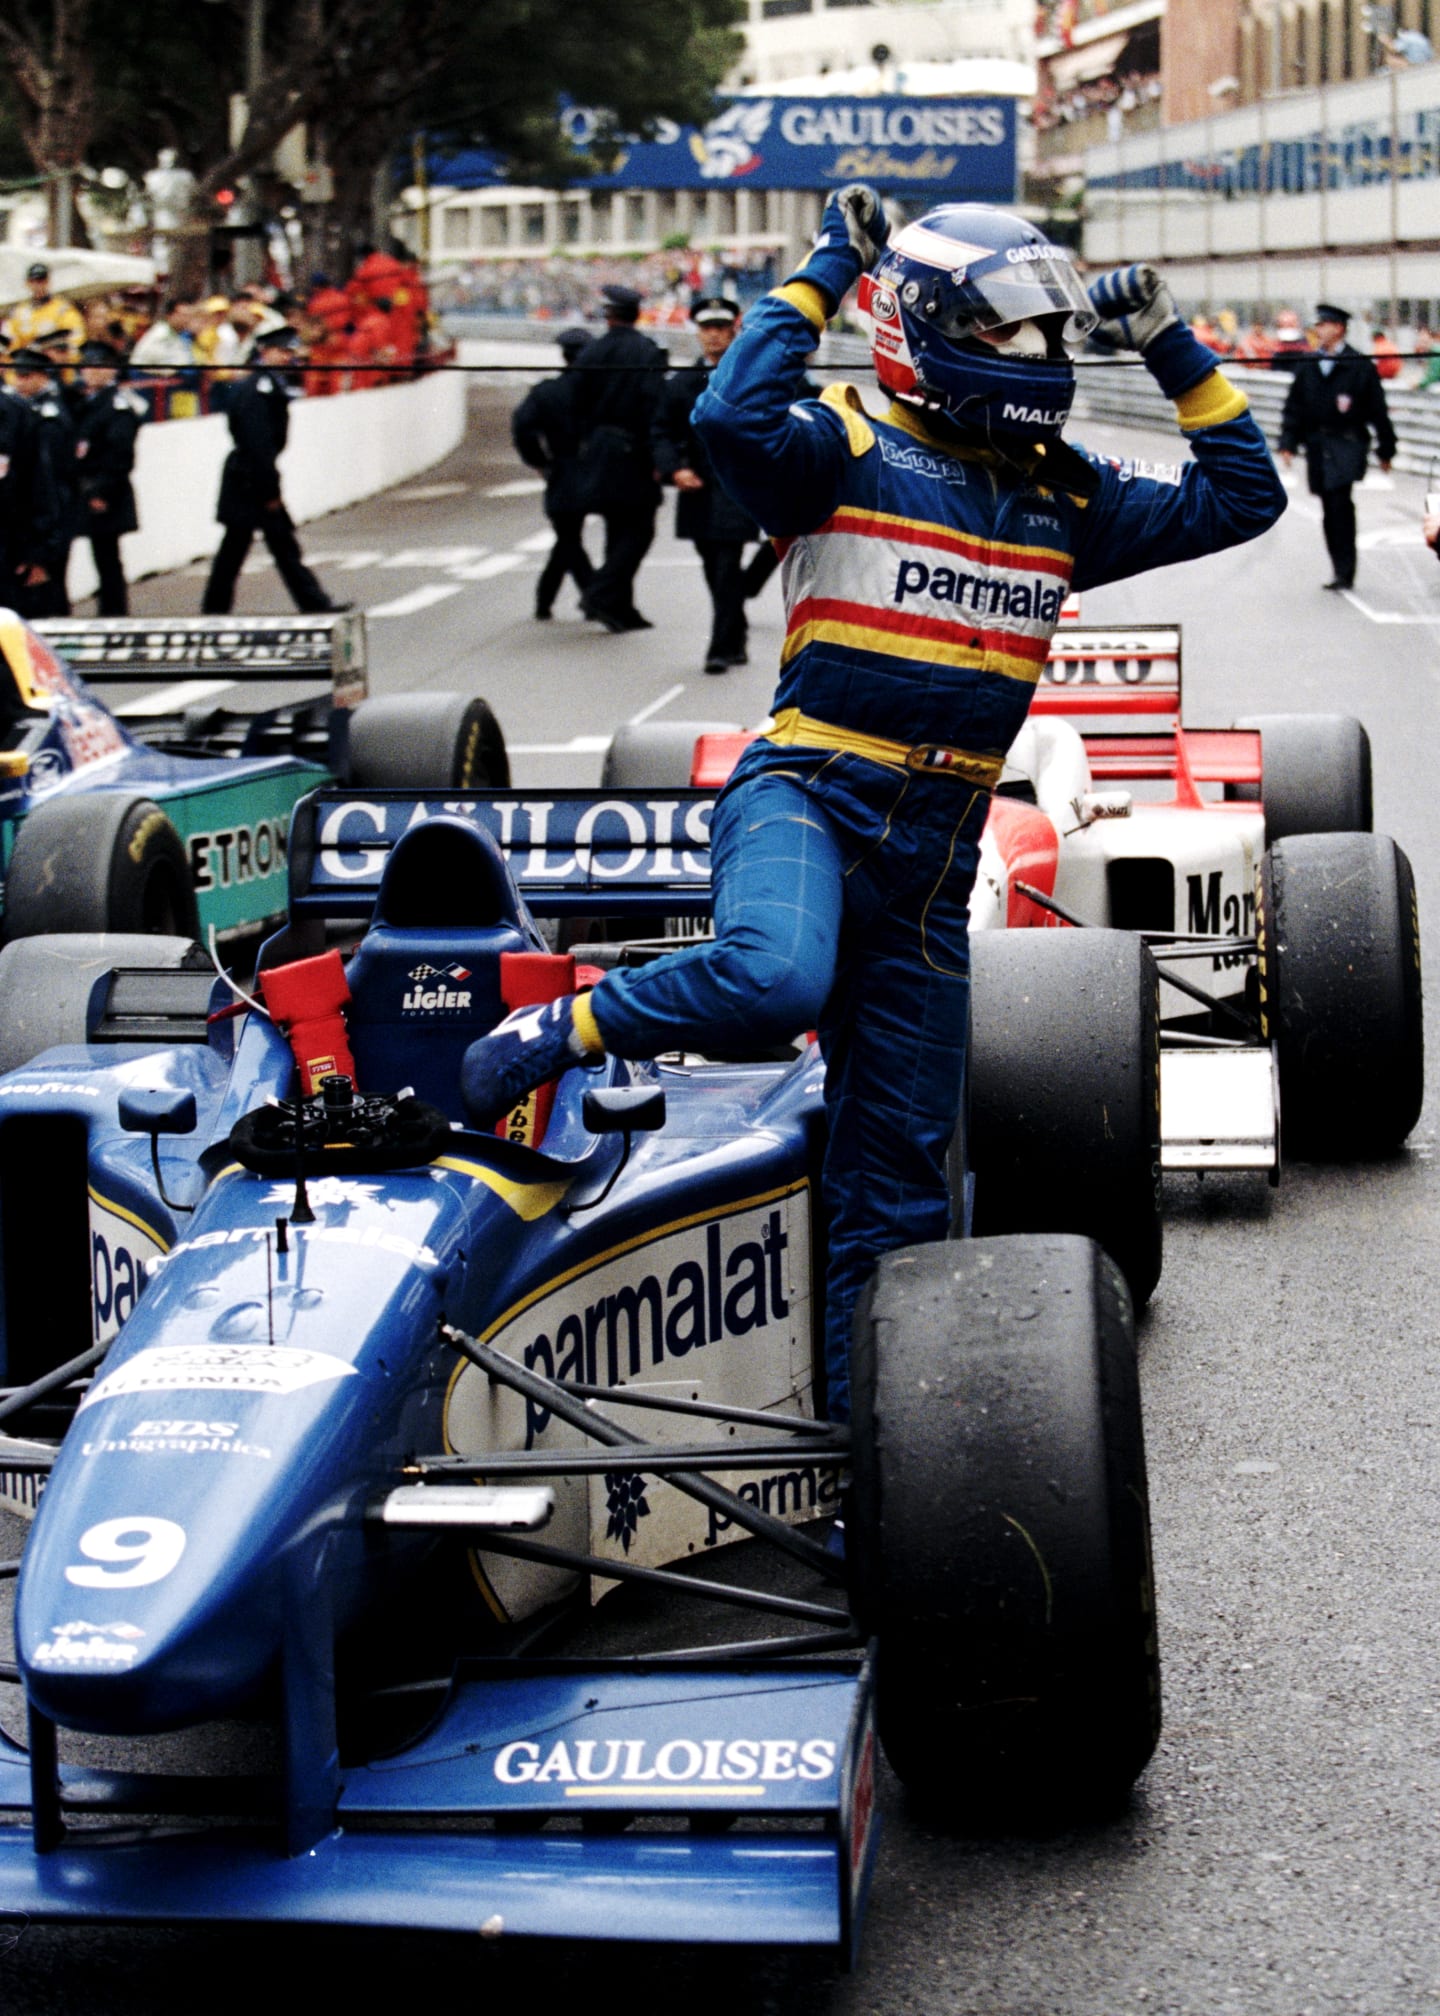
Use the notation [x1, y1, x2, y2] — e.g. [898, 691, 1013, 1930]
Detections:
[289, 787, 716, 919]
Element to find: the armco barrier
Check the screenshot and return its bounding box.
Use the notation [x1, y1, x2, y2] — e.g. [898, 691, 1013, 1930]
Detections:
[66, 365, 467, 605]
[1074, 359, 1440, 480]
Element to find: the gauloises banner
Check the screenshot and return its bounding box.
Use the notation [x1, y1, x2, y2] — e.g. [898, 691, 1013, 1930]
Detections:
[434, 96, 1019, 203]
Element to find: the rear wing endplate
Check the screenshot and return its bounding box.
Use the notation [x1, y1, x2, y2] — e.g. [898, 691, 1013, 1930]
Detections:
[1032, 625, 1181, 728]
[290, 787, 716, 920]
[30, 612, 368, 709]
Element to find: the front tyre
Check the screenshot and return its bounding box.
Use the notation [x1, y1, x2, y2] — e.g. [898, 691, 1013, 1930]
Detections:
[849, 1235, 1161, 1822]
[4, 795, 198, 941]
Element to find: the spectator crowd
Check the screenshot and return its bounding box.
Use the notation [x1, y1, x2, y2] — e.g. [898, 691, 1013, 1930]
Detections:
[0, 246, 437, 618]
[433, 247, 779, 325]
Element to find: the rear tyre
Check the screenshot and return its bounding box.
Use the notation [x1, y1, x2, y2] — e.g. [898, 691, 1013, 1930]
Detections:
[4, 795, 198, 942]
[1227, 714, 1372, 843]
[601, 721, 742, 790]
[1259, 832, 1422, 1156]
[849, 1235, 1161, 1822]
[0, 933, 205, 1076]
[965, 928, 1163, 1308]
[347, 694, 509, 788]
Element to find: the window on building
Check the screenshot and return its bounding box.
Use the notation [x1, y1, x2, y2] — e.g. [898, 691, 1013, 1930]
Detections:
[625, 193, 647, 242]
[714, 189, 736, 237]
[561, 201, 582, 244]
[521, 203, 545, 244]
[761, 0, 811, 17]
[591, 193, 612, 244]
[441, 207, 472, 252]
[481, 207, 510, 248]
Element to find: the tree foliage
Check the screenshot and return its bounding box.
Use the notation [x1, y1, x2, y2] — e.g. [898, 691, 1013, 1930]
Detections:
[0, 0, 745, 277]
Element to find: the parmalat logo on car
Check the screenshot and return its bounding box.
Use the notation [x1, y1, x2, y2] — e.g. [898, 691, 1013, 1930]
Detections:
[449, 1185, 811, 1453]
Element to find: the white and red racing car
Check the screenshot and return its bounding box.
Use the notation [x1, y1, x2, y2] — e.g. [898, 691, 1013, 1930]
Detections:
[602, 622, 1422, 1207]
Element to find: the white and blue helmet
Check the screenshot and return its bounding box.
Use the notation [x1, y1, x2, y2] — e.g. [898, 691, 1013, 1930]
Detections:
[857, 205, 1097, 442]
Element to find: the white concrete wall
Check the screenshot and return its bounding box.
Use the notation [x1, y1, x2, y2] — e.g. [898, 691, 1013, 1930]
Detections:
[66, 365, 467, 603]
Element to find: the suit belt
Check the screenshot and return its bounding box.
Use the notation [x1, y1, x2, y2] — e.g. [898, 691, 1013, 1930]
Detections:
[763, 707, 1003, 789]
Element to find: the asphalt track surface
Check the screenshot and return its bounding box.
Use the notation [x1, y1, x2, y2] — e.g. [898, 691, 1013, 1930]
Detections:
[4, 359, 1440, 2013]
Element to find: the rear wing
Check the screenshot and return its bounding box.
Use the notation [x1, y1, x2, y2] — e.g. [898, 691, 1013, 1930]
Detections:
[290, 787, 716, 920]
[30, 612, 368, 709]
[1032, 625, 1181, 730]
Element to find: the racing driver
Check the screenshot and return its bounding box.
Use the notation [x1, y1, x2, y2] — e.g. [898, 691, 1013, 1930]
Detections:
[462, 186, 1287, 1421]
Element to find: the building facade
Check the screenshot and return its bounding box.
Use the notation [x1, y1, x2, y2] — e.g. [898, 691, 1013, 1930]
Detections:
[1084, 37, 1440, 323]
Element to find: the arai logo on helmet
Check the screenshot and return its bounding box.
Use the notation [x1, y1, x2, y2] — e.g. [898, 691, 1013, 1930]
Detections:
[1002, 402, 1070, 428]
[869, 286, 900, 325]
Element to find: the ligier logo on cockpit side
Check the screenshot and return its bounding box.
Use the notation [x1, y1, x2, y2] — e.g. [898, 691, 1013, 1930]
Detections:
[402, 961, 474, 1014]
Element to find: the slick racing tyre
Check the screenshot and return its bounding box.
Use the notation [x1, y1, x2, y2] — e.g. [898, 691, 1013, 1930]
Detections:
[0, 933, 206, 1076]
[1259, 832, 1422, 1157]
[347, 694, 509, 789]
[1227, 714, 1372, 845]
[4, 794, 199, 941]
[849, 1235, 1161, 1822]
[964, 928, 1163, 1308]
[601, 721, 742, 790]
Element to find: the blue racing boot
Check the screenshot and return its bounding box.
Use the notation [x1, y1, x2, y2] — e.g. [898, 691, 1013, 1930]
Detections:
[461, 993, 604, 1127]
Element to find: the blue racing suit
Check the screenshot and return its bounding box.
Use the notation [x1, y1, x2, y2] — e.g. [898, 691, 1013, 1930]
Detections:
[587, 270, 1287, 1420]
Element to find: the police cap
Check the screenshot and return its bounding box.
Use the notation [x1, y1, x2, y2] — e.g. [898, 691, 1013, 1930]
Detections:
[557, 325, 591, 362]
[600, 283, 642, 320]
[79, 339, 125, 366]
[25, 262, 49, 282]
[1314, 302, 1350, 327]
[255, 322, 303, 352]
[691, 296, 741, 326]
[7, 346, 53, 372]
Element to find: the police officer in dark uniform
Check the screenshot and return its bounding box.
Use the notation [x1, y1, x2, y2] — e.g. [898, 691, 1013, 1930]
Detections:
[511, 325, 596, 621]
[74, 339, 145, 615]
[1279, 303, 1396, 590]
[0, 374, 55, 613]
[202, 324, 337, 616]
[9, 345, 78, 616]
[652, 296, 780, 673]
[570, 284, 666, 632]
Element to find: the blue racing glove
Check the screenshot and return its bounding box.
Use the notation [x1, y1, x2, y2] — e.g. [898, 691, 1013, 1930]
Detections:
[1088, 264, 1219, 401]
[785, 183, 890, 316]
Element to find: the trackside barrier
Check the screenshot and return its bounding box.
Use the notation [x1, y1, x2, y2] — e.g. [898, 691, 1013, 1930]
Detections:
[65, 367, 467, 607]
[449, 315, 1440, 476]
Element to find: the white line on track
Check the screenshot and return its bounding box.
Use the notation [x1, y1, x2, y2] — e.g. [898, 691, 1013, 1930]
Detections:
[485, 479, 546, 498]
[381, 546, 488, 569]
[447, 554, 524, 580]
[628, 682, 686, 726]
[509, 736, 612, 754]
[390, 482, 470, 501]
[116, 678, 236, 716]
[367, 583, 467, 618]
[514, 530, 557, 552]
[1337, 589, 1440, 623]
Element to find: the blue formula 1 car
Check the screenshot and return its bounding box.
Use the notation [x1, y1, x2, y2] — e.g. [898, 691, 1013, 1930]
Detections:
[0, 786, 1161, 1960]
[0, 613, 507, 982]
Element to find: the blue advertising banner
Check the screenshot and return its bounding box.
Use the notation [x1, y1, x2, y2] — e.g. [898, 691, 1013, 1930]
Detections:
[431, 96, 1018, 203]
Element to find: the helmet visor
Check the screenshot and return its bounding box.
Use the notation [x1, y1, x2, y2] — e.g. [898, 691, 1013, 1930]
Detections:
[890, 228, 1098, 354]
